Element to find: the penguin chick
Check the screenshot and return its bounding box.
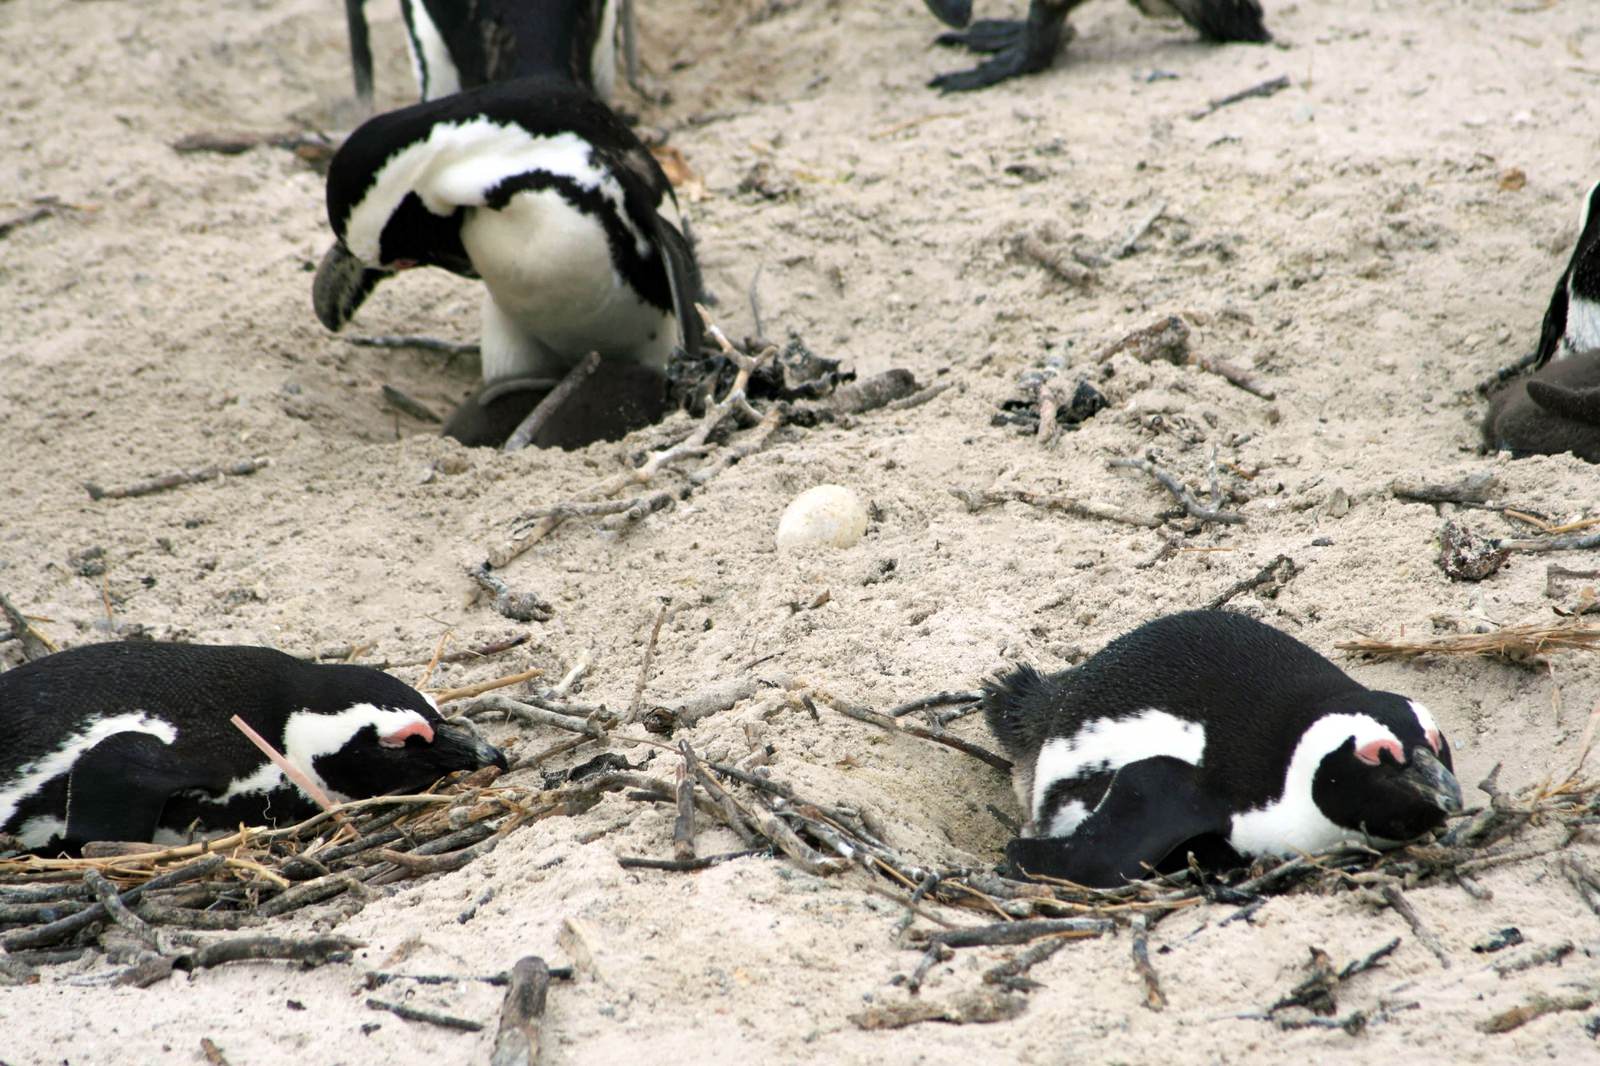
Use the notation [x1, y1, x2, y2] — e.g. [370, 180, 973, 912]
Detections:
[926, 0, 1269, 93]
[315, 75, 701, 448]
[343, 0, 620, 108]
[1483, 348, 1600, 464]
[1534, 179, 1600, 369]
[984, 610, 1461, 887]
[0, 642, 506, 855]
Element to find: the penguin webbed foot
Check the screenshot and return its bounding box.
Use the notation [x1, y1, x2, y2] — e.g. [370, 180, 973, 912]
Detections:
[929, 3, 1071, 92]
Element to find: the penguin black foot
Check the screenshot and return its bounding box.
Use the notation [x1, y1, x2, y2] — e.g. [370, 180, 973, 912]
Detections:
[929, 3, 1072, 92]
[1164, 0, 1271, 43]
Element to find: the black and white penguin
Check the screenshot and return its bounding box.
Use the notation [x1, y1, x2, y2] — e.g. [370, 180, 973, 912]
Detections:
[0, 642, 506, 855]
[1533, 179, 1600, 369]
[983, 610, 1462, 887]
[925, 0, 1270, 93]
[343, 0, 619, 107]
[314, 75, 701, 448]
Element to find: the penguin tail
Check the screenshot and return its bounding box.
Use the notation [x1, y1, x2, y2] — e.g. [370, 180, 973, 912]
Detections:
[981, 663, 1056, 761]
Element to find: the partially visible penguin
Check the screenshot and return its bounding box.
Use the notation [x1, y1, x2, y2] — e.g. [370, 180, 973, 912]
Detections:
[983, 610, 1462, 887]
[313, 75, 701, 448]
[0, 642, 506, 855]
[342, 0, 620, 108]
[925, 0, 1269, 93]
[1481, 181, 1600, 463]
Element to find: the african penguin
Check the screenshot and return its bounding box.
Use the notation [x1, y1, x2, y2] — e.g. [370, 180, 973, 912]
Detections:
[984, 610, 1462, 887]
[0, 642, 506, 855]
[314, 75, 701, 448]
[1534, 179, 1600, 369]
[342, 0, 619, 108]
[1483, 347, 1600, 464]
[925, 0, 1269, 93]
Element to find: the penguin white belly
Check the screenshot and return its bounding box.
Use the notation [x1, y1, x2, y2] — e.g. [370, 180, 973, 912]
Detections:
[462, 191, 673, 380]
[1561, 298, 1600, 359]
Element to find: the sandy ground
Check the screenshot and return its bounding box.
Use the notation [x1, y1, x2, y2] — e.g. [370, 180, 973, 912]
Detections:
[4, 0, 1600, 1061]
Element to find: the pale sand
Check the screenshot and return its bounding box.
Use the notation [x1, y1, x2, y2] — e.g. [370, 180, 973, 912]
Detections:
[3, 0, 1600, 1061]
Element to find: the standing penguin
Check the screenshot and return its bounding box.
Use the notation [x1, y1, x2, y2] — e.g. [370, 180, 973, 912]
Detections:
[984, 610, 1461, 886]
[0, 642, 506, 855]
[313, 75, 701, 447]
[343, 0, 620, 108]
[1533, 180, 1600, 369]
[924, 0, 1269, 93]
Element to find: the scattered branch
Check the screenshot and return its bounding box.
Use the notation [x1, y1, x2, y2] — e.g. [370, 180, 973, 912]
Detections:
[1337, 619, 1600, 664]
[1204, 554, 1298, 610]
[1109, 457, 1246, 526]
[503, 351, 602, 452]
[85, 457, 269, 501]
[1189, 75, 1291, 121]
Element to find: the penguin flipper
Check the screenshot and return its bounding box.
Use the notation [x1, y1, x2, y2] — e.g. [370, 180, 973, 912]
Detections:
[929, 1, 1074, 92]
[1527, 379, 1600, 425]
[312, 240, 389, 331]
[653, 211, 704, 358]
[63, 732, 209, 848]
[1004, 756, 1228, 887]
[1534, 273, 1570, 370]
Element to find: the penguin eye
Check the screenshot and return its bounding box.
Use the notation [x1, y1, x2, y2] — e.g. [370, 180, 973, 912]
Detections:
[380, 719, 436, 749]
[1354, 739, 1405, 766]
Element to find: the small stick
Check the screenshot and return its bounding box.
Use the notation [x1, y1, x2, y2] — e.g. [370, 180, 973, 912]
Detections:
[1478, 988, 1600, 1034]
[1382, 877, 1446, 960]
[1494, 530, 1600, 553]
[490, 956, 550, 1066]
[83, 870, 162, 953]
[982, 935, 1073, 987]
[830, 702, 1012, 772]
[367, 998, 485, 1032]
[849, 989, 1027, 1029]
[906, 943, 953, 994]
[1475, 350, 1540, 395]
[468, 565, 553, 623]
[1114, 202, 1167, 259]
[1109, 457, 1246, 525]
[885, 381, 956, 412]
[0, 591, 55, 660]
[1204, 554, 1298, 610]
[461, 694, 611, 739]
[199, 1038, 230, 1066]
[1188, 353, 1275, 400]
[1130, 914, 1167, 1010]
[230, 715, 338, 812]
[375, 817, 521, 876]
[917, 917, 1115, 949]
[1391, 472, 1498, 507]
[617, 849, 768, 872]
[177, 935, 362, 972]
[889, 690, 986, 719]
[503, 351, 603, 452]
[85, 457, 269, 501]
[949, 487, 1161, 529]
[1188, 74, 1291, 121]
[629, 601, 669, 721]
[1559, 855, 1600, 917]
[347, 335, 479, 356]
[672, 750, 697, 862]
[381, 384, 441, 423]
[747, 792, 850, 876]
[430, 668, 544, 704]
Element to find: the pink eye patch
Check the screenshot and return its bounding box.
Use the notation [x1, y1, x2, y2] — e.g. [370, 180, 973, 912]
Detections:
[1425, 729, 1441, 754]
[1355, 738, 1405, 766]
[380, 719, 436, 748]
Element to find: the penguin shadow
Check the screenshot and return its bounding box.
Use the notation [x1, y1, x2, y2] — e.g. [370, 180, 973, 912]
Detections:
[1482, 349, 1600, 464]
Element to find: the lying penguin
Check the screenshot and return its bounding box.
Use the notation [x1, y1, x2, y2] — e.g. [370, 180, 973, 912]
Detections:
[314, 75, 701, 448]
[984, 610, 1461, 886]
[341, 0, 620, 112]
[0, 642, 505, 855]
[924, 0, 1270, 93]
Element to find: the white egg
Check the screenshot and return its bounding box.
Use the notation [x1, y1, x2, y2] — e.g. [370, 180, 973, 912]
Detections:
[776, 484, 869, 550]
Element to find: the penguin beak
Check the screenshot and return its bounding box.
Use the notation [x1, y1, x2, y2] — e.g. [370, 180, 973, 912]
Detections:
[431, 721, 510, 772]
[1400, 746, 1462, 815]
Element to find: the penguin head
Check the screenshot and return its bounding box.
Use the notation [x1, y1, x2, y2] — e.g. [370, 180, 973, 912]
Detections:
[277, 664, 507, 802]
[1307, 693, 1461, 844]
